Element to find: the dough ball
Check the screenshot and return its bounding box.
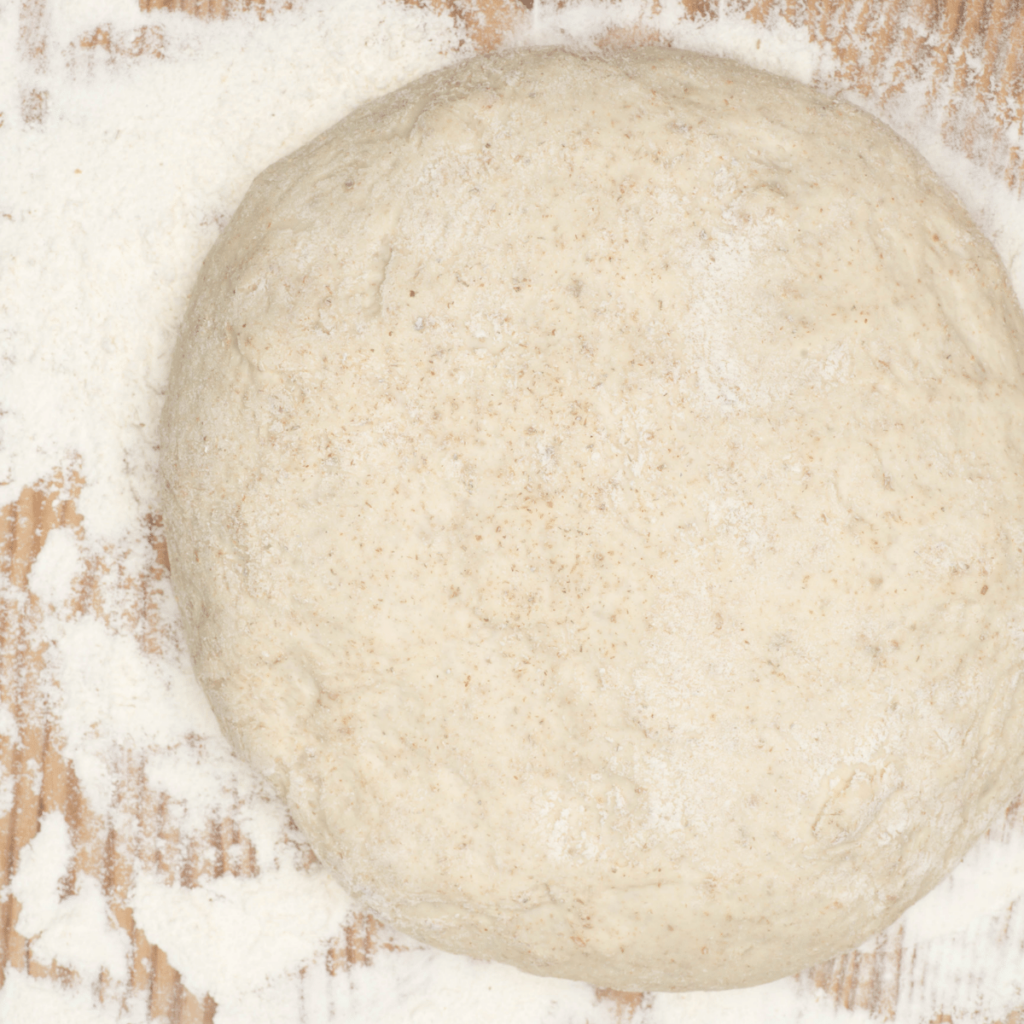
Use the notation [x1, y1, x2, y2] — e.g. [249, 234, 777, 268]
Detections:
[160, 47, 1024, 990]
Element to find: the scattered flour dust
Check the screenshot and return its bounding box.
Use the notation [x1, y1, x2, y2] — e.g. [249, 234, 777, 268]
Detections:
[1, 0, 1023, 1022]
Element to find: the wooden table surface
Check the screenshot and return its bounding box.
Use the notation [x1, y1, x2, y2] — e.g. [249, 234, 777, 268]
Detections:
[3, 0, 1024, 1021]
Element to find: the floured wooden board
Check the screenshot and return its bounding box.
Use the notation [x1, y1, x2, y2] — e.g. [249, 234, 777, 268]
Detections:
[2, 0, 1023, 1021]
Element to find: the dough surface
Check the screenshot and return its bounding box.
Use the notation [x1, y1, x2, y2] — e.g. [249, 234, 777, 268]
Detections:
[160, 47, 1024, 990]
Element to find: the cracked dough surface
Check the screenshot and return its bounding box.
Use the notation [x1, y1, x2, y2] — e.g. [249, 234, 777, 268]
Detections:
[160, 47, 1024, 990]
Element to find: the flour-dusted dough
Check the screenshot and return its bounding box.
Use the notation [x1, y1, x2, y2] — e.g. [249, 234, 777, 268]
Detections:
[160, 47, 1024, 990]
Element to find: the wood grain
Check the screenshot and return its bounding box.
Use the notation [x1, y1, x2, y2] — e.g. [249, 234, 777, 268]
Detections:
[3, 0, 1023, 1020]
[0, 474, 213, 1024]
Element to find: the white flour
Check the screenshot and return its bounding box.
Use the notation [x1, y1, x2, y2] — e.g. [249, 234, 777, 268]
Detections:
[1, 0, 1023, 1022]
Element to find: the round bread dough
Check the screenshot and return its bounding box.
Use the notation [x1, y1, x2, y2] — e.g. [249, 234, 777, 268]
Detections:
[160, 47, 1024, 990]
